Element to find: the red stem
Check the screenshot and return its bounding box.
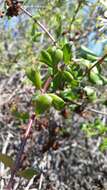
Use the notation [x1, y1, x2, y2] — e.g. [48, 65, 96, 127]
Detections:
[6, 114, 35, 190]
[42, 76, 52, 93]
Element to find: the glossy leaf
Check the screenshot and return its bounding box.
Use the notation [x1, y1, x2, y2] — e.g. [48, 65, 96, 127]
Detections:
[61, 88, 80, 101]
[54, 48, 63, 63]
[89, 71, 103, 85]
[32, 32, 41, 42]
[63, 43, 71, 64]
[100, 138, 107, 152]
[40, 50, 52, 66]
[26, 67, 42, 89]
[63, 70, 73, 83]
[79, 46, 99, 61]
[53, 71, 64, 91]
[49, 93, 65, 110]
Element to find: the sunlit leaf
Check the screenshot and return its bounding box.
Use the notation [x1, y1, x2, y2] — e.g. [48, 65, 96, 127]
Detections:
[40, 50, 52, 66]
[63, 43, 72, 64]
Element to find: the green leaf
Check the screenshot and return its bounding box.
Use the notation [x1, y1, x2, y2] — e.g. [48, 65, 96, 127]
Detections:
[89, 71, 103, 85]
[0, 154, 14, 168]
[100, 75, 107, 85]
[31, 23, 36, 36]
[33, 70, 42, 89]
[40, 50, 52, 66]
[81, 46, 97, 56]
[61, 88, 80, 101]
[86, 54, 99, 61]
[47, 46, 56, 61]
[18, 168, 38, 180]
[32, 32, 41, 42]
[63, 43, 71, 64]
[49, 93, 65, 110]
[26, 67, 42, 89]
[63, 70, 73, 83]
[55, 13, 62, 38]
[79, 46, 99, 62]
[84, 86, 97, 101]
[79, 46, 99, 61]
[47, 47, 63, 65]
[54, 48, 63, 63]
[100, 138, 107, 152]
[53, 71, 64, 91]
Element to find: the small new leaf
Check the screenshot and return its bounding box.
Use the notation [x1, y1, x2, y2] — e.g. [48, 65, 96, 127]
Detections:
[26, 67, 42, 89]
[40, 50, 52, 66]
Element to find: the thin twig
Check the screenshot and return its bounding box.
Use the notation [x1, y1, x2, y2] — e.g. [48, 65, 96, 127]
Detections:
[86, 107, 107, 116]
[83, 53, 107, 77]
[42, 76, 52, 93]
[69, 1, 82, 31]
[19, 6, 56, 44]
[69, 100, 107, 116]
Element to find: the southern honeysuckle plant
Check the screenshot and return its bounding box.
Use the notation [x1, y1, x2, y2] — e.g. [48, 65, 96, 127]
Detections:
[1, 0, 107, 189]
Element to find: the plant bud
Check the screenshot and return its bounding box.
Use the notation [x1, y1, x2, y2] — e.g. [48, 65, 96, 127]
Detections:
[54, 49, 63, 63]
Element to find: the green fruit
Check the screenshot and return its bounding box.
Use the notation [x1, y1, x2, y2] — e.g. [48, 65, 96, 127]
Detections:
[49, 93, 65, 110]
[35, 94, 52, 114]
[26, 67, 42, 89]
[55, 49, 63, 63]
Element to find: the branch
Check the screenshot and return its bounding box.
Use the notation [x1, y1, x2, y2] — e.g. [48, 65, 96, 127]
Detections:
[86, 107, 107, 116]
[6, 113, 35, 190]
[42, 76, 52, 93]
[19, 6, 56, 45]
[69, 100, 107, 116]
[83, 53, 107, 77]
[6, 74, 52, 189]
[69, 1, 82, 31]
